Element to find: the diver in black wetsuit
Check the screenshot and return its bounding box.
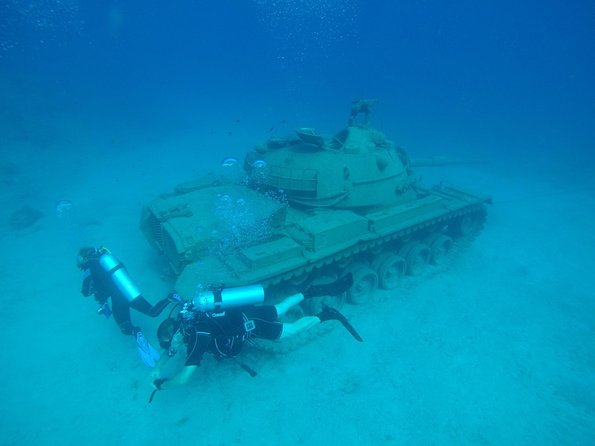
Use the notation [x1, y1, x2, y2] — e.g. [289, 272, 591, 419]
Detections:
[77, 246, 174, 367]
[77, 246, 172, 335]
[149, 274, 361, 399]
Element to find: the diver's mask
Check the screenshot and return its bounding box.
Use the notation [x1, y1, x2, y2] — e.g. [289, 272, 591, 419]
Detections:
[157, 317, 182, 356]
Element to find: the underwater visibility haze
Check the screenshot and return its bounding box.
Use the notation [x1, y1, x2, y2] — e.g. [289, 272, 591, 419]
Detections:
[1, 1, 594, 445]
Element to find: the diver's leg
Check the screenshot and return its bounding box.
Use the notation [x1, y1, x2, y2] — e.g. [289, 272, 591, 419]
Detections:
[130, 296, 171, 317]
[274, 293, 304, 318]
[147, 297, 171, 317]
[279, 316, 320, 339]
[129, 296, 152, 315]
[112, 297, 137, 335]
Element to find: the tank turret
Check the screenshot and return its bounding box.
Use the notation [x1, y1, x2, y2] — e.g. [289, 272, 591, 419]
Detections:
[244, 121, 414, 209]
[243, 100, 487, 209]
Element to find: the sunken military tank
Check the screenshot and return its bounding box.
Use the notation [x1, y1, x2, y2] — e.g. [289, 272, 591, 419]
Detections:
[140, 100, 490, 312]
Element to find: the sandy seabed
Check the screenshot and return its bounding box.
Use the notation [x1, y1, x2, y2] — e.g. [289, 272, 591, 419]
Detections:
[1, 128, 594, 446]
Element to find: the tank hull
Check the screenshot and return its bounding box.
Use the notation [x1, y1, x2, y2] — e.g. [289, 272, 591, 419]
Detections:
[142, 181, 488, 301]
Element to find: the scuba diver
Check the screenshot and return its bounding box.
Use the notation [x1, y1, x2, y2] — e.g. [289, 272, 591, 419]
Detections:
[77, 246, 175, 368]
[149, 273, 362, 401]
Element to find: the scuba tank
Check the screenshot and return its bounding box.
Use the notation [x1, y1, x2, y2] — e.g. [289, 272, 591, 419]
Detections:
[98, 250, 142, 303]
[192, 284, 264, 313]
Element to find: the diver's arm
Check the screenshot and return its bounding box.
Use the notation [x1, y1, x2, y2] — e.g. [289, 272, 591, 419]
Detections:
[157, 365, 198, 390]
[152, 330, 210, 389]
[81, 271, 93, 296]
[151, 350, 173, 379]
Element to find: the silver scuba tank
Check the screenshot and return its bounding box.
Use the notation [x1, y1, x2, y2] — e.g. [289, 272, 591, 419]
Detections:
[98, 252, 142, 303]
[192, 284, 265, 313]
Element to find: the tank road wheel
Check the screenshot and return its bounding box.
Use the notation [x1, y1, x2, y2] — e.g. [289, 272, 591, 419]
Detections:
[424, 233, 454, 265]
[399, 242, 430, 275]
[344, 263, 378, 304]
[372, 253, 406, 289]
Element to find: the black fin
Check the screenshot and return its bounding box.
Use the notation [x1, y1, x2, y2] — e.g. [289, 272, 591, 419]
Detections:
[335, 311, 363, 342]
[318, 305, 363, 342]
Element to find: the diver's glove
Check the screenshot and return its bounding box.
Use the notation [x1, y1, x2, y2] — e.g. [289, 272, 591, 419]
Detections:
[149, 378, 168, 403]
[153, 378, 168, 390]
[302, 273, 354, 299]
[168, 292, 184, 303]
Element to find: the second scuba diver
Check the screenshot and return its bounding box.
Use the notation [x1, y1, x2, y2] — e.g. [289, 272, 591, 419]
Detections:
[149, 273, 362, 401]
[77, 246, 177, 367]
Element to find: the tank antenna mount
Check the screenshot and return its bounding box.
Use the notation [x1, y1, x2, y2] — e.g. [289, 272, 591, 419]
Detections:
[348, 99, 378, 127]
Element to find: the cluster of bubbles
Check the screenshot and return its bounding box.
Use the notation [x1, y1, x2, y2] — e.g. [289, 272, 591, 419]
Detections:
[251, 0, 360, 62]
[55, 199, 73, 218]
[209, 192, 276, 256]
[195, 155, 287, 260]
[220, 155, 271, 187]
[0, 0, 83, 53]
[262, 186, 288, 207]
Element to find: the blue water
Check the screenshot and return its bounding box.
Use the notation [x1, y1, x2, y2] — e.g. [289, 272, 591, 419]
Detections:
[1, 1, 594, 445]
[3, 1, 593, 153]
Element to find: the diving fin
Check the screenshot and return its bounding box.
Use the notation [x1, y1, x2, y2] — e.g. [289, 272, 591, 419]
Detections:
[303, 273, 354, 299]
[317, 305, 363, 342]
[135, 331, 161, 368]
